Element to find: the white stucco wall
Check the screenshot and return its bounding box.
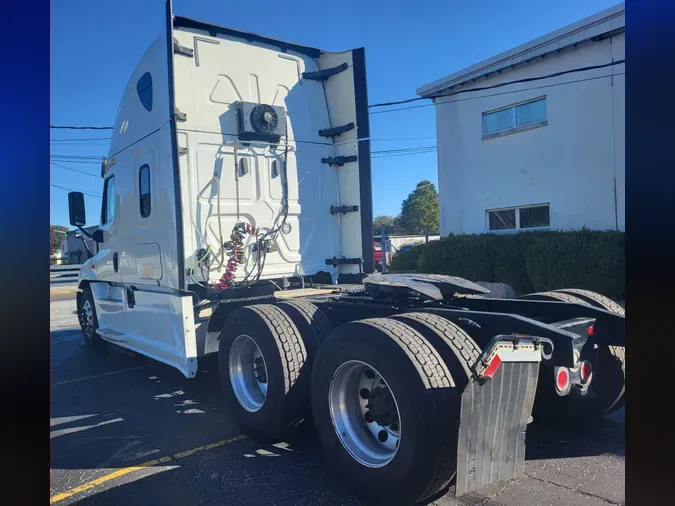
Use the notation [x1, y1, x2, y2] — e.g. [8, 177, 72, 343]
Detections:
[434, 32, 625, 235]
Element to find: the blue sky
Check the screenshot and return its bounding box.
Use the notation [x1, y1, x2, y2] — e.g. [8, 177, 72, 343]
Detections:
[50, 0, 620, 228]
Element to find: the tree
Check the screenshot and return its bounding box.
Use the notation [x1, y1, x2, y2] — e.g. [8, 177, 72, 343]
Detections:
[397, 181, 440, 235]
[373, 215, 401, 235]
[51, 225, 69, 256]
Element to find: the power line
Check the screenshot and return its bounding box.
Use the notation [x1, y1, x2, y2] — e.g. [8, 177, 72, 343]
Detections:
[51, 137, 112, 142]
[51, 183, 102, 198]
[368, 96, 426, 109]
[372, 149, 437, 159]
[50, 159, 102, 165]
[51, 154, 102, 160]
[50, 162, 100, 179]
[371, 136, 436, 141]
[51, 125, 114, 130]
[369, 71, 625, 116]
[370, 103, 433, 115]
[50, 141, 109, 146]
[372, 146, 437, 154]
[49, 61, 626, 131]
[368, 59, 625, 109]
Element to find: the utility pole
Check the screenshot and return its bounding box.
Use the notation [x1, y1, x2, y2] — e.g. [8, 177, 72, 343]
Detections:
[380, 225, 387, 274]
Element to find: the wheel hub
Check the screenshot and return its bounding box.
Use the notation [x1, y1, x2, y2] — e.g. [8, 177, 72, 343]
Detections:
[366, 387, 399, 427]
[229, 334, 268, 412]
[80, 300, 94, 337]
[329, 360, 401, 468]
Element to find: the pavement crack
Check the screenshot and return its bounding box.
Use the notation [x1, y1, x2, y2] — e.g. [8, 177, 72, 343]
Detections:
[479, 480, 517, 504]
[524, 473, 623, 505]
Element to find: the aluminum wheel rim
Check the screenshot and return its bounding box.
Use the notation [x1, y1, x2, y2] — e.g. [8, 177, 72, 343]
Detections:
[329, 360, 401, 468]
[229, 334, 268, 412]
[81, 300, 94, 337]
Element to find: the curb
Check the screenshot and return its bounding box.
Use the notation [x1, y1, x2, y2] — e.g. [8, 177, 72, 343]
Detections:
[50, 285, 79, 297]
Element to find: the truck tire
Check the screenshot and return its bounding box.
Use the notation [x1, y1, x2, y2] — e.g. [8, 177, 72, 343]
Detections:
[77, 286, 107, 352]
[218, 304, 311, 442]
[553, 288, 624, 315]
[520, 290, 625, 419]
[311, 317, 461, 506]
[276, 301, 332, 350]
[519, 290, 589, 305]
[391, 312, 481, 385]
[552, 288, 625, 413]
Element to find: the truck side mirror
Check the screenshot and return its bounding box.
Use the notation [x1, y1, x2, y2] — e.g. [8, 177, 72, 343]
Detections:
[68, 192, 86, 227]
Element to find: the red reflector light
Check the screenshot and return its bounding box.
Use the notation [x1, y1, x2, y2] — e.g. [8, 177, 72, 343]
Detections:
[482, 354, 502, 378]
[587, 326, 594, 337]
[555, 367, 570, 391]
[580, 361, 592, 383]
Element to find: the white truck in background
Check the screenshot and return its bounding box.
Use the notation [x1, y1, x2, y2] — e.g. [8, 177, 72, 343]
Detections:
[67, 2, 625, 504]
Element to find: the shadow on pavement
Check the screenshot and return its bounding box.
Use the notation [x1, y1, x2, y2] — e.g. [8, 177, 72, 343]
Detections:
[51, 341, 624, 505]
[526, 410, 625, 460]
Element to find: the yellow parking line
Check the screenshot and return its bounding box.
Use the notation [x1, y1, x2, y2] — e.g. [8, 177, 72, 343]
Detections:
[52, 366, 148, 387]
[50, 434, 247, 504]
[50, 455, 174, 504]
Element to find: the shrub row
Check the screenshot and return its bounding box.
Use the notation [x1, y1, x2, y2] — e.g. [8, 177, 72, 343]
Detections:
[389, 230, 625, 298]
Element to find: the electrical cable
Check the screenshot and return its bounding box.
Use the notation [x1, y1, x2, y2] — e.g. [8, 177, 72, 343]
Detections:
[50, 162, 100, 178]
[51, 137, 112, 142]
[51, 183, 102, 198]
[51, 125, 114, 130]
[189, 246, 212, 287]
[370, 70, 625, 115]
[51, 154, 103, 160]
[368, 59, 625, 109]
[53, 61, 626, 132]
[371, 146, 437, 154]
[213, 173, 225, 270]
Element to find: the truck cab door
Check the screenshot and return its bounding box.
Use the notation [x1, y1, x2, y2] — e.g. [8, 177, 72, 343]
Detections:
[94, 173, 122, 283]
[89, 171, 128, 334]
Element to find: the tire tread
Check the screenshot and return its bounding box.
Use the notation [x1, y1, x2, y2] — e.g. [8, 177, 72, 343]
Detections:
[360, 317, 458, 501]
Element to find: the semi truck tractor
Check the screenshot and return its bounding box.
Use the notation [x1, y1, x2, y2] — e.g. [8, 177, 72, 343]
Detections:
[68, 2, 625, 504]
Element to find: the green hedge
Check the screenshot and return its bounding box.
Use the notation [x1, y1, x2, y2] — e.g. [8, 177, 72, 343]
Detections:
[389, 230, 625, 298]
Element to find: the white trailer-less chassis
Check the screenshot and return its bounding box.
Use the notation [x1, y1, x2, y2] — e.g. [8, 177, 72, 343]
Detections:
[68, 3, 625, 504]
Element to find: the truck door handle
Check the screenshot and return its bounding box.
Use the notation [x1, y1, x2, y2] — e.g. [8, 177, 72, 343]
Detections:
[113, 252, 119, 273]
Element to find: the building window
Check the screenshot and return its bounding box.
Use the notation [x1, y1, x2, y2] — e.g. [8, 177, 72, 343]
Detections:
[102, 175, 115, 224]
[519, 204, 550, 229]
[488, 208, 516, 231]
[483, 97, 546, 139]
[487, 203, 550, 231]
[137, 72, 153, 112]
[139, 164, 151, 217]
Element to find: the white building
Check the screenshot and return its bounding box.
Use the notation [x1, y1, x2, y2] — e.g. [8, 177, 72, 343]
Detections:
[417, 4, 624, 235]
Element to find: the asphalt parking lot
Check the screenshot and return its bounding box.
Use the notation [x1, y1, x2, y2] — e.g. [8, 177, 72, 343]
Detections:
[51, 295, 625, 505]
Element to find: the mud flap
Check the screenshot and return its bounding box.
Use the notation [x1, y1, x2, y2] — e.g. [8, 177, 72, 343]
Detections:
[455, 339, 543, 497]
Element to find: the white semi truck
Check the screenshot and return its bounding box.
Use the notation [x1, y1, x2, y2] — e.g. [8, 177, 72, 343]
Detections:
[68, 3, 625, 504]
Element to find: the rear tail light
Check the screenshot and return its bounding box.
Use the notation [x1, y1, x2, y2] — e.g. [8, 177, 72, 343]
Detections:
[587, 325, 594, 337]
[579, 360, 593, 384]
[555, 367, 571, 394]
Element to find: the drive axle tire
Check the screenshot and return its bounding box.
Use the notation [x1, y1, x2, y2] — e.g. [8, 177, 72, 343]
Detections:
[391, 312, 481, 387]
[521, 290, 625, 420]
[77, 286, 107, 352]
[553, 288, 625, 413]
[311, 317, 462, 506]
[277, 301, 332, 352]
[219, 304, 311, 442]
[553, 288, 624, 316]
